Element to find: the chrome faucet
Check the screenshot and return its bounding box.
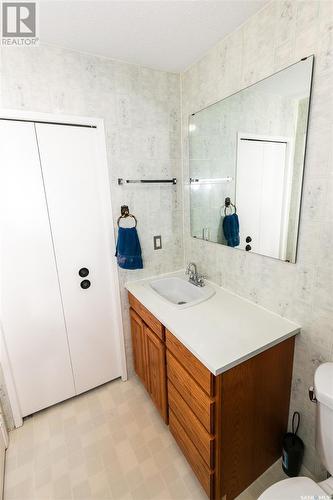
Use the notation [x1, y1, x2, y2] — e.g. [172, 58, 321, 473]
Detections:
[185, 262, 206, 287]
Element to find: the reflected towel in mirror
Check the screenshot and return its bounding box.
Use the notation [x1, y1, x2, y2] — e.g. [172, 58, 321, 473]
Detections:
[223, 214, 240, 247]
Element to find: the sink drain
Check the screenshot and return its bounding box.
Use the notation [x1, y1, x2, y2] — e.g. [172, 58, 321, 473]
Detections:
[177, 301, 187, 305]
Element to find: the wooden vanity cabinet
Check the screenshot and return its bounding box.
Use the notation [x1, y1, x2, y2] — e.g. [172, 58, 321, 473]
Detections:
[166, 329, 295, 500]
[129, 293, 296, 500]
[129, 293, 168, 423]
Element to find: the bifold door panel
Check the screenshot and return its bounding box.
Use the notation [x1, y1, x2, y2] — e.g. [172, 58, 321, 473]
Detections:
[0, 120, 75, 416]
[0, 119, 121, 418]
[35, 124, 121, 394]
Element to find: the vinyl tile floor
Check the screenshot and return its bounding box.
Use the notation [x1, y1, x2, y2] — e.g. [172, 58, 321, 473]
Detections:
[4, 377, 295, 500]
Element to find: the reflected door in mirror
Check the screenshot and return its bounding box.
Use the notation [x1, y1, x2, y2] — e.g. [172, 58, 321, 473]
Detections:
[236, 137, 289, 260]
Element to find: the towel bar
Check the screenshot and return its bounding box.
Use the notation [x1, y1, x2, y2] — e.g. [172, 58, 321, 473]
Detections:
[118, 178, 177, 185]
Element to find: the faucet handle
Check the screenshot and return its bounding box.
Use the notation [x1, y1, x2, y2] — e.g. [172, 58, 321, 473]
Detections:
[197, 274, 207, 287]
[185, 262, 195, 274]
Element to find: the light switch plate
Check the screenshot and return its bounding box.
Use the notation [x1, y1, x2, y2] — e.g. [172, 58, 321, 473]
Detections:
[153, 235, 162, 250]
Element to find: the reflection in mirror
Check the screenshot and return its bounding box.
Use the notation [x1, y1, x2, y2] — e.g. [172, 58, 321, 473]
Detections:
[189, 56, 314, 263]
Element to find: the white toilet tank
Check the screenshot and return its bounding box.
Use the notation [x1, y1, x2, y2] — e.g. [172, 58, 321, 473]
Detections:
[314, 362, 333, 475]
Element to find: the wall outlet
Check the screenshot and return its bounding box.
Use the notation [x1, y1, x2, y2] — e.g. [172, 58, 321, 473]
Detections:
[153, 235, 162, 250]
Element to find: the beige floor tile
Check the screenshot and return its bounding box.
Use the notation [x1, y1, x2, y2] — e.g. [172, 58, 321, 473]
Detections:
[4, 377, 315, 500]
[34, 465, 52, 490]
[108, 476, 130, 499]
[88, 471, 111, 495]
[165, 477, 193, 500]
[52, 474, 73, 500]
[129, 481, 150, 500]
[72, 480, 92, 500]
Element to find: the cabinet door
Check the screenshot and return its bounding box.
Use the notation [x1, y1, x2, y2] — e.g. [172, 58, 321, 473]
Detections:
[130, 309, 148, 388]
[35, 123, 122, 394]
[145, 325, 168, 422]
[0, 120, 75, 416]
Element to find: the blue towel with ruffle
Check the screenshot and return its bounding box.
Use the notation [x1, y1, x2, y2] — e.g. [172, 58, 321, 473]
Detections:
[116, 227, 143, 269]
[223, 213, 240, 247]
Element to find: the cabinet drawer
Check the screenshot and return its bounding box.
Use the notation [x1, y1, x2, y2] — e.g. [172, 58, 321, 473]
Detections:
[128, 292, 164, 340]
[169, 410, 214, 498]
[168, 381, 214, 467]
[166, 330, 214, 396]
[167, 351, 214, 433]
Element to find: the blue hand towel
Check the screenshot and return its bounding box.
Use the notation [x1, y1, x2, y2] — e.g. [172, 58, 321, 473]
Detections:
[223, 213, 240, 247]
[116, 227, 143, 270]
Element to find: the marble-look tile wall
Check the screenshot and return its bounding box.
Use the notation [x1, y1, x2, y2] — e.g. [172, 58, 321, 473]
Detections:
[182, 0, 333, 476]
[0, 44, 183, 427]
[0, 365, 13, 429]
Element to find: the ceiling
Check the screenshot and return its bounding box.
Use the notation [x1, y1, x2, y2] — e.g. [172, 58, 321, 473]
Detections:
[39, 1, 266, 73]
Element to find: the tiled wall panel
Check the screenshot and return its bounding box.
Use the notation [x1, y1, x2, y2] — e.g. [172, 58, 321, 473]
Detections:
[181, 0, 333, 476]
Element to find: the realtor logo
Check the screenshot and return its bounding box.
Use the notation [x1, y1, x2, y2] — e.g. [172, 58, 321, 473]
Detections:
[2, 1, 39, 45]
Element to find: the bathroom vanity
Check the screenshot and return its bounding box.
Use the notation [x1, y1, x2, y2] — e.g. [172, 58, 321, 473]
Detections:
[126, 273, 300, 500]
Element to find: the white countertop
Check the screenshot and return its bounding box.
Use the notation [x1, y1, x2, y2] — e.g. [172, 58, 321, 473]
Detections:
[126, 271, 300, 376]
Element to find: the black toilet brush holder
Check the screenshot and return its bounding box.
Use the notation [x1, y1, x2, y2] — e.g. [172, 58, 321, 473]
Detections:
[282, 411, 305, 477]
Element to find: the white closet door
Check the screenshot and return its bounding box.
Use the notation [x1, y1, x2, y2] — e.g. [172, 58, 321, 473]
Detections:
[0, 120, 75, 416]
[35, 124, 121, 394]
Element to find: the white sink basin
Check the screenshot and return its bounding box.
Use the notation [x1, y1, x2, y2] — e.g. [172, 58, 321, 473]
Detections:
[149, 276, 215, 308]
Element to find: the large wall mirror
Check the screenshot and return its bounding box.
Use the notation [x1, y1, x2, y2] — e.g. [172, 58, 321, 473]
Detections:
[189, 56, 314, 263]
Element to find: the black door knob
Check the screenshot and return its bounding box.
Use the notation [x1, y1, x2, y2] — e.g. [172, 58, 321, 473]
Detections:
[80, 279, 91, 289]
[79, 267, 89, 277]
[245, 244, 252, 252]
[246, 236, 252, 243]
